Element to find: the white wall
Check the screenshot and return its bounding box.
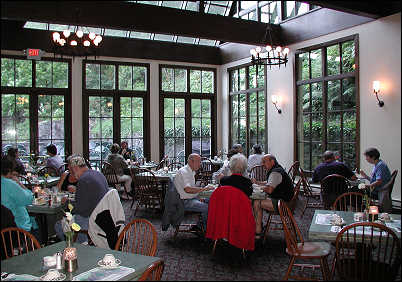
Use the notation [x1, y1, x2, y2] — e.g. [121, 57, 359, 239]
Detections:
[220, 13, 401, 202]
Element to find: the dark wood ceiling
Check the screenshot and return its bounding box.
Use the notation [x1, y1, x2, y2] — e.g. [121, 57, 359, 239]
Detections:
[1, 1, 400, 64]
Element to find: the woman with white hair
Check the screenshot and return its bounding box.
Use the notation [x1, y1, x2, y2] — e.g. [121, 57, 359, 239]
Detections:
[219, 153, 253, 197]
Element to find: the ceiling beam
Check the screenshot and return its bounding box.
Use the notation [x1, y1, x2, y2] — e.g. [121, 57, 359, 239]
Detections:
[1, 1, 283, 46]
[304, 1, 401, 19]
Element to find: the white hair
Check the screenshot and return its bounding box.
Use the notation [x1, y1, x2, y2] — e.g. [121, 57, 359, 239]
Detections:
[229, 153, 247, 174]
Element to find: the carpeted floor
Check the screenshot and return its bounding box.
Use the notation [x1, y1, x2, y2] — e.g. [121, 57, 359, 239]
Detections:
[121, 195, 339, 281]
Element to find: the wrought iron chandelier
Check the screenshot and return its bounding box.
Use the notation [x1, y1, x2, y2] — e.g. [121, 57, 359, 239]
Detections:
[51, 27, 102, 59]
[249, 26, 289, 69]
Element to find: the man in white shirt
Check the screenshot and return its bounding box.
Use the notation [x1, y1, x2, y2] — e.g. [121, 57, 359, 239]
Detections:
[174, 153, 214, 232]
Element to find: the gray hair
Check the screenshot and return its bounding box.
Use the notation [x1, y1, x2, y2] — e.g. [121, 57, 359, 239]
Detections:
[229, 153, 248, 174]
[68, 154, 87, 168]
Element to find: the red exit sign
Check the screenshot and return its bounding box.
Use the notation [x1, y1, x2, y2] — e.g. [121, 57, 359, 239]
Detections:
[25, 48, 43, 60]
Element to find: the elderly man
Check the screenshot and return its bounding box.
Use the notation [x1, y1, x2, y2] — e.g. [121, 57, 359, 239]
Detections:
[174, 153, 214, 232]
[55, 155, 109, 243]
[312, 150, 357, 183]
[251, 154, 294, 239]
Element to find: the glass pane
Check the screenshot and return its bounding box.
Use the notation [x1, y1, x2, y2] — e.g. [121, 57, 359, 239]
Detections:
[302, 114, 311, 140]
[239, 94, 246, 117]
[311, 113, 323, 141]
[164, 118, 174, 137]
[52, 62, 68, 88]
[249, 65, 257, 89]
[298, 142, 311, 171]
[249, 93, 257, 113]
[327, 112, 341, 142]
[327, 44, 340, 76]
[342, 40, 355, 73]
[201, 100, 211, 118]
[101, 118, 113, 138]
[1, 58, 14, 86]
[101, 97, 113, 117]
[121, 117, 131, 138]
[164, 98, 174, 117]
[231, 70, 238, 92]
[239, 118, 246, 148]
[120, 97, 130, 117]
[201, 137, 211, 157]
[52, 96, 64, 118]
[89, 118, 100, 138]
[88, 97, 101, 117]
[232, 118, 238, 142]
[239, 68, 246, 90]
[312, 142, 323, 169]
[232, 95, 238, 118]
[15, 60, 32, 87]
[201, 119, 211, 137]
[258, 92, 265, 116]
[298, 84, 310, 113]
[191, 99, 201, 117]
[311, 50, 322, 79]
[119, 65, 132, 90]
[86, 63, 100, 89]
[311, 82, 322, 112]
[343, 143, 356, 169]
[100, 64, 115, 90]
[133, 66, 146, 91]
[36, 61, 52, 88]
[132, 97, 143, 116]
[38, 95, 51, 117]
[190, 70, 201, 93]
[175, 99, 185, 117]
[52, 117, 64, 139]
[342, 77, 356, 109]
[162, 68, 174, 92]
[38, 117, 51, 138]
[201, 71, 213, 93]
[175, 118, 185, 137]
[297, 52, 309, 81]
[192, 118, 201, 137]
[343, 112, 356, 142]
[174, 69, 187, 92]
[132, 117, 143, 137]
[257, 65, 264, 87]
[327, 80, 341, 111]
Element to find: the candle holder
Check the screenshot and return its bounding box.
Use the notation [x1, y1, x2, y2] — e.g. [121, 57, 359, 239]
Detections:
[63, 247, 78, 272]
[369, 205, 379, 222]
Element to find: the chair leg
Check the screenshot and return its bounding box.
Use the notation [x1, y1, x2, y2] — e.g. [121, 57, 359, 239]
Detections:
[320, 257, 330, 281]
[330, 255, 337, 280]
[263, 213, 273, 244]
[212, 240, 217, 255]
[283, 256, 296, 281]
[300, 198, 308, 218]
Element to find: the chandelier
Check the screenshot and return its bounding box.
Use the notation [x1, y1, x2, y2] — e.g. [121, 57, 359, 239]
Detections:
[249, 26, 289, 69]
[51, 27, 102, 59]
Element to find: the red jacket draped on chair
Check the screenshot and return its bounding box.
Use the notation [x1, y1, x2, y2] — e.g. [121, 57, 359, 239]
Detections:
[206, 185, 255, 250]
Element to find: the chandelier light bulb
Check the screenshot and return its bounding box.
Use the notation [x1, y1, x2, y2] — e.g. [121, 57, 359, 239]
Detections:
[83, 40, 90, 47]
[52, 32, 60, 42]
[93, 40, 99, 46]
[59, 39, 66, 46]
[76, 30, 84, 38]
[89, 32, 96, 40]
[275, 46, 282, 53]
[63, 30, 71, 38]
[266, 45, 272, 52]
[70, 40, 78, 46]
[95, 35, 102, 43]
[283, 47, 290, 55]
[256, 46, 261, 53]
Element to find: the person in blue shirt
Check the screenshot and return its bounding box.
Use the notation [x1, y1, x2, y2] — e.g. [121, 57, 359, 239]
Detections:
[1, 157, 42, 244]
[360, 147, 391, 200]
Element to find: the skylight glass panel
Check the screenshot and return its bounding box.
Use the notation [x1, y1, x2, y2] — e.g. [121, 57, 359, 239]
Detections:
[83, 27, 103, 34]
[198, 39, 216, 46]
[136, 1, 160, 6]
[130, 31, 152, 40]
[161, 1, 183, 9]
[240, 1, 257, 10]
[49, 24, 75, 32]
[24, 21, 47, 30]
[153, 33, 175, 42]
[184, 1, 198, 11]
[176, 36, 196, 44]
[206, 4, 227, 15]
[104, 29, 128, 37]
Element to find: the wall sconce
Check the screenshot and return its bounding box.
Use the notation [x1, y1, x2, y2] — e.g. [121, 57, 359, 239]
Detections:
[271, 95, 282, 114]
[373, 81, 384, 107]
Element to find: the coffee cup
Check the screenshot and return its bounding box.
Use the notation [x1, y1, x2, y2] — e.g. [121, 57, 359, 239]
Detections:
[354, 212, 364, 222]
[43, 269, 61, 280]
[380, 213, 391, 221]
[102, 254, 117, 266]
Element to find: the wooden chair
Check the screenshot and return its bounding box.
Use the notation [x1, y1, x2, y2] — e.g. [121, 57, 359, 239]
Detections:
[114, 219, 157, 257]
[138, 259, 165, 281]
[155, 156, 168, 171]
[262, 179, 301, 244]
[278, 201, 331, 280]
[334, 222, 401, 281]
[320, 174, 350, 210]
[0, 227, 41, 260]
[287, 161, 301, 184]
[37, 166, 60, 177]
[373, 169, 398, 213]
[197, 157, 214, 186]
[332, 191, 365, 212]
[131, 168, 163, 216]
[167, 162, 183, 172]
[101, 161, 129, 198]
[250, 164, 266, 182]
[299, 167, 323, 218]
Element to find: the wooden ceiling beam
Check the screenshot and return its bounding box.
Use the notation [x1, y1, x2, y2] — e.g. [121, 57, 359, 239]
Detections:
[1, 1, 283, 46]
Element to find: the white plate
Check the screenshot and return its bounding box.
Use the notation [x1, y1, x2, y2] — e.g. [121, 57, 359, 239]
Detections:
[97, 259, 121, 269]
[330, 218, 345, 226]
[40, 272, 66, 281]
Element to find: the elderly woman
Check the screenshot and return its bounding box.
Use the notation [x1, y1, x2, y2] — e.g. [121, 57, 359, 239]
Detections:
[219, 153, 253, 197]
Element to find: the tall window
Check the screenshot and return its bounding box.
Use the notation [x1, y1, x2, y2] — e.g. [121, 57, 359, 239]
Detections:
[295, 35, 359, 172]
[1, 56, 71, 159]
[160, 65, 216, 163]
[229, 64, 266, 156]
[83, 61, 149, 168]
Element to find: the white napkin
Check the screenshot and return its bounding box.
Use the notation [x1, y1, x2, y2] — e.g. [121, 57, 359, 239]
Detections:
[43, 255, 56, 267]
[330, 226, 341, 233]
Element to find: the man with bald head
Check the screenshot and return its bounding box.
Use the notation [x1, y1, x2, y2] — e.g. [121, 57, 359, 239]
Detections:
[174, 153, 214, 232]
[312, 150, 357, 183]
[251, 154, 294, 239]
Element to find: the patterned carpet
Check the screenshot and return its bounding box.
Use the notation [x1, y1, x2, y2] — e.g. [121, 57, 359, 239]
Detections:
[121, 196, 340, 281]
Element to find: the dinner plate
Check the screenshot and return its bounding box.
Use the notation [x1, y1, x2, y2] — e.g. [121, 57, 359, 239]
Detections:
[33, 200, 47, 206]
[40, 272, 66, 281]
[97, 259, 121, 269]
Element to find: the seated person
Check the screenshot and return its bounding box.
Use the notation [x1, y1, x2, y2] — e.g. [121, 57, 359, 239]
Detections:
[55, 155, 109, 243]
[119, 141, 135, 161]
[232, 143, 243, 154]
[6, 147, 26, 175]
[1, 157, 42, 244]
[251, 154, 294, 240]
[247, 144, 264, 173]
[57, 155, 78, 193]
[173, 153, 214, 232]
[212, 148, 248, 183]
[107, 143, 132, 200]
[46, 144, 65, 175]
[360, 147, 391, 200]
[220, 153, 253, 197]
[312, 150, 357, 183]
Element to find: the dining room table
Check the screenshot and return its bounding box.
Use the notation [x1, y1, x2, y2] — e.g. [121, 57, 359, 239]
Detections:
[308, 209, 401, 242]
[0, 241, 161, 281]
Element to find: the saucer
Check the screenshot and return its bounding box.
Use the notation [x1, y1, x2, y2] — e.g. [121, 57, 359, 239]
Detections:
[97, 259, 121, 269]
[40, 272, 66, 281]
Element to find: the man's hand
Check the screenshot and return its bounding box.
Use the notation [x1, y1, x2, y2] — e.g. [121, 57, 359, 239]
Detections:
[262, 185, 273, 194]
[251, 178, 257, 184]
[67, 185, 76, 193]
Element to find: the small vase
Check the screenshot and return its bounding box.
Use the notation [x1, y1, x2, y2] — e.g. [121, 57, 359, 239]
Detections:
[65, 231, 74, 248]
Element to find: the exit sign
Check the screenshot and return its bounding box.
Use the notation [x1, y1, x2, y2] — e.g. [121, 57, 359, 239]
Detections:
[25, 48, 43, 60]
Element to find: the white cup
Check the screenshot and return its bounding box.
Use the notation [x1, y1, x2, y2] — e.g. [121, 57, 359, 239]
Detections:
[354, 212, 364, 222]
[44, 269, 61, 280]
[102, 254, 117, 266]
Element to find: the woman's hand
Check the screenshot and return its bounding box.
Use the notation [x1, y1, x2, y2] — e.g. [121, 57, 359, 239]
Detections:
[360, 169, 368, 179]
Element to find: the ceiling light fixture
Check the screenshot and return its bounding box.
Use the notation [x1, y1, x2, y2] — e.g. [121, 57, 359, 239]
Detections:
[250, 26, 289, 69]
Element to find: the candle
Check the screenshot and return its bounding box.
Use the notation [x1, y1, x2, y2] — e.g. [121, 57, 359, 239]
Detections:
[369, 205, 379, 222]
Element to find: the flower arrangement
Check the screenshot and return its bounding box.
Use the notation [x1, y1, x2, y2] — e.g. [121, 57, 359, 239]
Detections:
[62, 203, 81, 248]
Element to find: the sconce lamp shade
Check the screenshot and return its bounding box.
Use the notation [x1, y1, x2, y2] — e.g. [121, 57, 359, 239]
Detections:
[271, 95, 278, 104]
[373, 81, 380, 94]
